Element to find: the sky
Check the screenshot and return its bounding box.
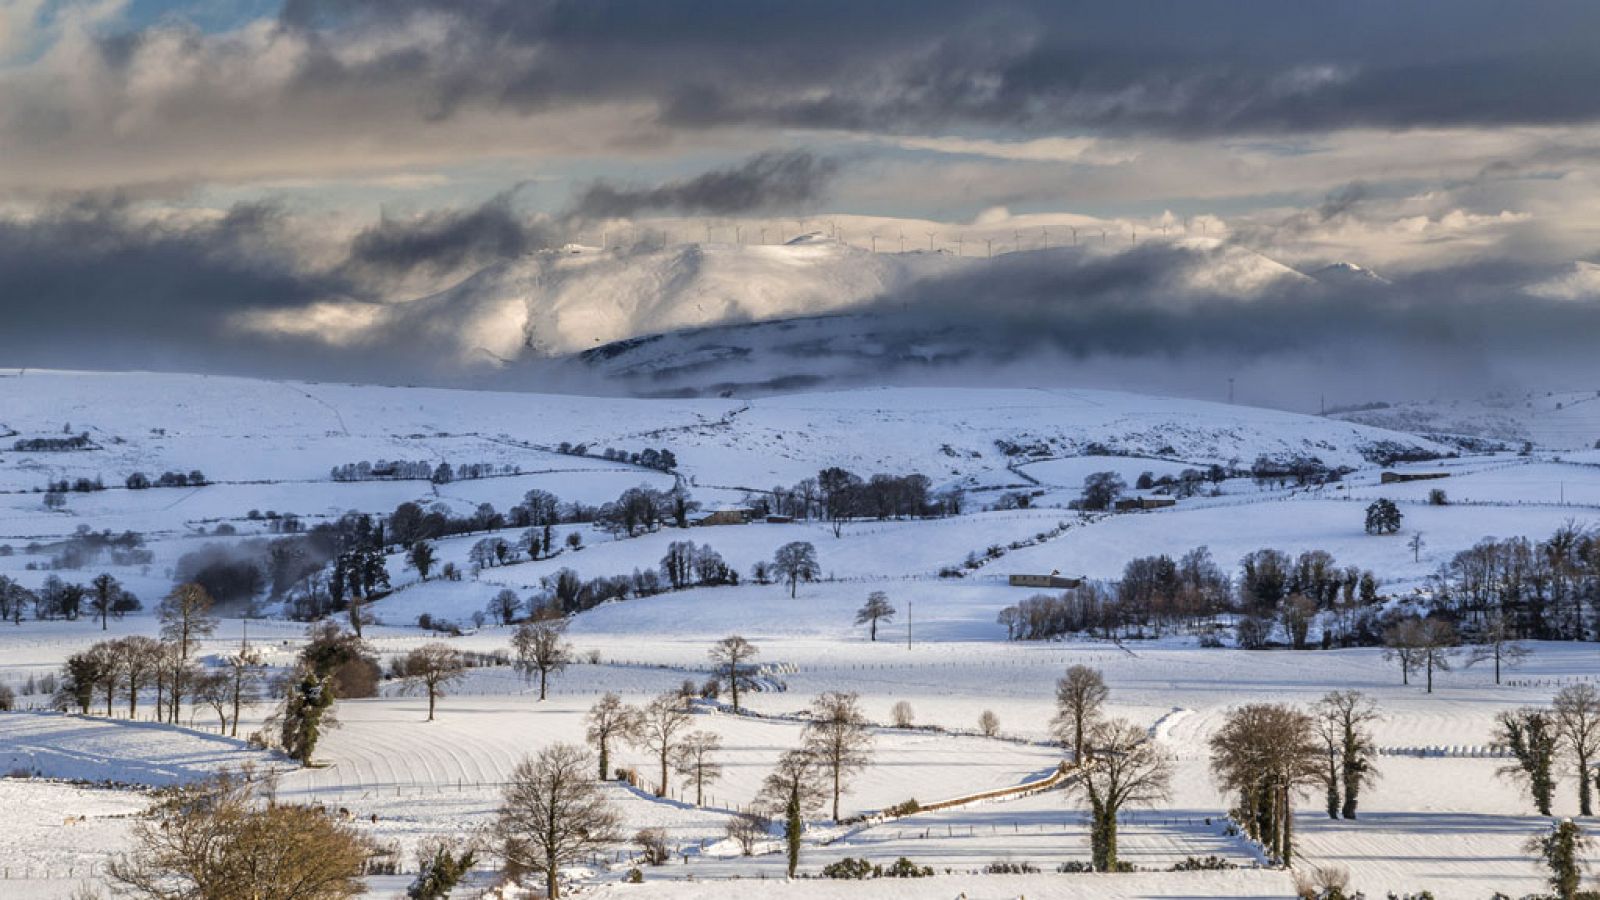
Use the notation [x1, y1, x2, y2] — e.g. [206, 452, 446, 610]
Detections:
[3, 0, 1600, 399]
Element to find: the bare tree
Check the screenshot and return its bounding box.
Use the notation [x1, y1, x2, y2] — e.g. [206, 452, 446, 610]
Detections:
[1071, 719, 1172, 871]
[707, 635, 759, 712]
[1383, 619, 1423, 687]
[224, 647, 263, 737]
[1554, 684, 1600, 816]
[803, 691, 874, 821]
[854, 591, 895, 641]
[1415, 618, 1458, 693]
[1052, 664, 1109, 761]
[890, 700, 914, 728]
[109, 771, 370, 900]
[757, 748, 825, 878]
[586, 692, 640, 781]
[194, 669, 231, 733]
[724, 813, 771, 856]
[512, 620, 572, 700]
[1315, 691, 1380, 819]
[115, 636, 164, 719]
[1466, 614, 1532, 685]
[488, 589, 523, 626]
[635, 693, 692, 797]
[158, 583, 217, 722]
[978, 709, 1000, 737]
[772, 541, 820, 598]
[1209, 703, 1324, 865]
[401, 643, 466, 721]
[494, 743, 622, 899]
[633, 827, 671, 866]
[671, 730, 724, 806]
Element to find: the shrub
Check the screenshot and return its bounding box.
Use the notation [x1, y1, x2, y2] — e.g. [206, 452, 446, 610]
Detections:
[624, 868, 643, 883]
[1427, 488, 1448, 506]
[1057, 861, 1093, 873]
[634, 827, 671, 866]
[891, 700, 915, 728]
[983, 861, 1039, 874]
[883, 798, 920, 817]
[883, 857, 932, 878]
[822, 858, 877, 880]
[1171, 855, 1237, 871]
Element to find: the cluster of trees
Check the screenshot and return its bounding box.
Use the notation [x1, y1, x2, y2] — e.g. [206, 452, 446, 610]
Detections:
[124, 470, 208, 489]
[659, 540, 737, 590]
[998, 545, 1346, 643]
[329, 459, 518, 483]
[1250, 454, 1348, 488]
[40, 476, 105, 494]
[0, 572, 141, 626]
[14, 432, 92, 451]
[596, 485, 697, 536]
[746, 467, 962, 528]
[53, 583, 260, 732]
[555, 441, 678, 472]
[1430, 525, 1600, 642]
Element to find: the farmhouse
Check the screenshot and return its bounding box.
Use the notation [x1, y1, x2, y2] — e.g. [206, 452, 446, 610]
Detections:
[1009, 572, 1083, 589]
[1381, 471, 1451, 484]
[690, 506, 755, 526]
[1115, 496, 1177, 511]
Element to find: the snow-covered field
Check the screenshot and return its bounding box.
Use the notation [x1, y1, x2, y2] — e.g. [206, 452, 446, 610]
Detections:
[2, 370, 1597, 898]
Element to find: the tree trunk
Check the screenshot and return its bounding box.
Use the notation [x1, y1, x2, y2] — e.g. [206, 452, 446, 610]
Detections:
[659, 752, 669, 797]
[598, 739, 610, 781]
[1280, 785, 1294, 866]
[539, 668, 548, 701]
[785, 792, 801, 877]
[1580, 751, 1594, 817]
[870, 620, 876, 641]
[1426, 657, 1433, 694]
[427, 687, 436, 721]
[832, 755, 844, 819]
[546, 858, 560, 900]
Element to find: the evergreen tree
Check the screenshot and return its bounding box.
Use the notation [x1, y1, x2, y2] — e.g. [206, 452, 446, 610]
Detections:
[1364, 498, 1402, 535]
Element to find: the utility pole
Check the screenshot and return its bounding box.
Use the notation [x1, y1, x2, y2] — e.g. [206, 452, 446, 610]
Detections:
[899, 231, 906, 253]
[1071, 226, 1078, 246]
[986, 238, 993, 258]
[906, 600, 912, 651]
[926, 231, 936, 251]
[1228, 377, 1235, 404]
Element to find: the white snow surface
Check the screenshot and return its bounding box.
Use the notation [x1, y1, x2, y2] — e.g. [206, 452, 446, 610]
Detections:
[3, 369, 1598, 899]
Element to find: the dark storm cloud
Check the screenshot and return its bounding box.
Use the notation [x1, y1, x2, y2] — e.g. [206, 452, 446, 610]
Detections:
[347, 189, 554, 278]
[856, 243, 1600, 387]
[266, 0, 1600, 137]
[0, 196, 348, 373]
[569, 151, 838, 219]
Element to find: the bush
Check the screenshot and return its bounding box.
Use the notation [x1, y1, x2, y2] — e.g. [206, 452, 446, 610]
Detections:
[883, 857, 932, 878]
[1057, 861, 1093, 873]
[634, 827, 671, 866]
[891, 700, 915, 728]
[1171, 855, 1237, 871]
[983, 860, 1039, 874]
[883, 798, 920, 817]
[624, 868, 643, 884]
[0, 683, 14, 711]
[822, 857, 877, 880]
[1427, 488, 1448, 506]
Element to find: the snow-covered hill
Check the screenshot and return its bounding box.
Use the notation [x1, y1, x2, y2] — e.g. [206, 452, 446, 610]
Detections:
[0, 371, 1449, 519]
[265, 236, 1330, 375]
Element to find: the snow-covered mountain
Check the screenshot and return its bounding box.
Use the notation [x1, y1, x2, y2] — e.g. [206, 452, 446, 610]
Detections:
[288, 236, 1327, 371]
[1310, 261, 1392, 288]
